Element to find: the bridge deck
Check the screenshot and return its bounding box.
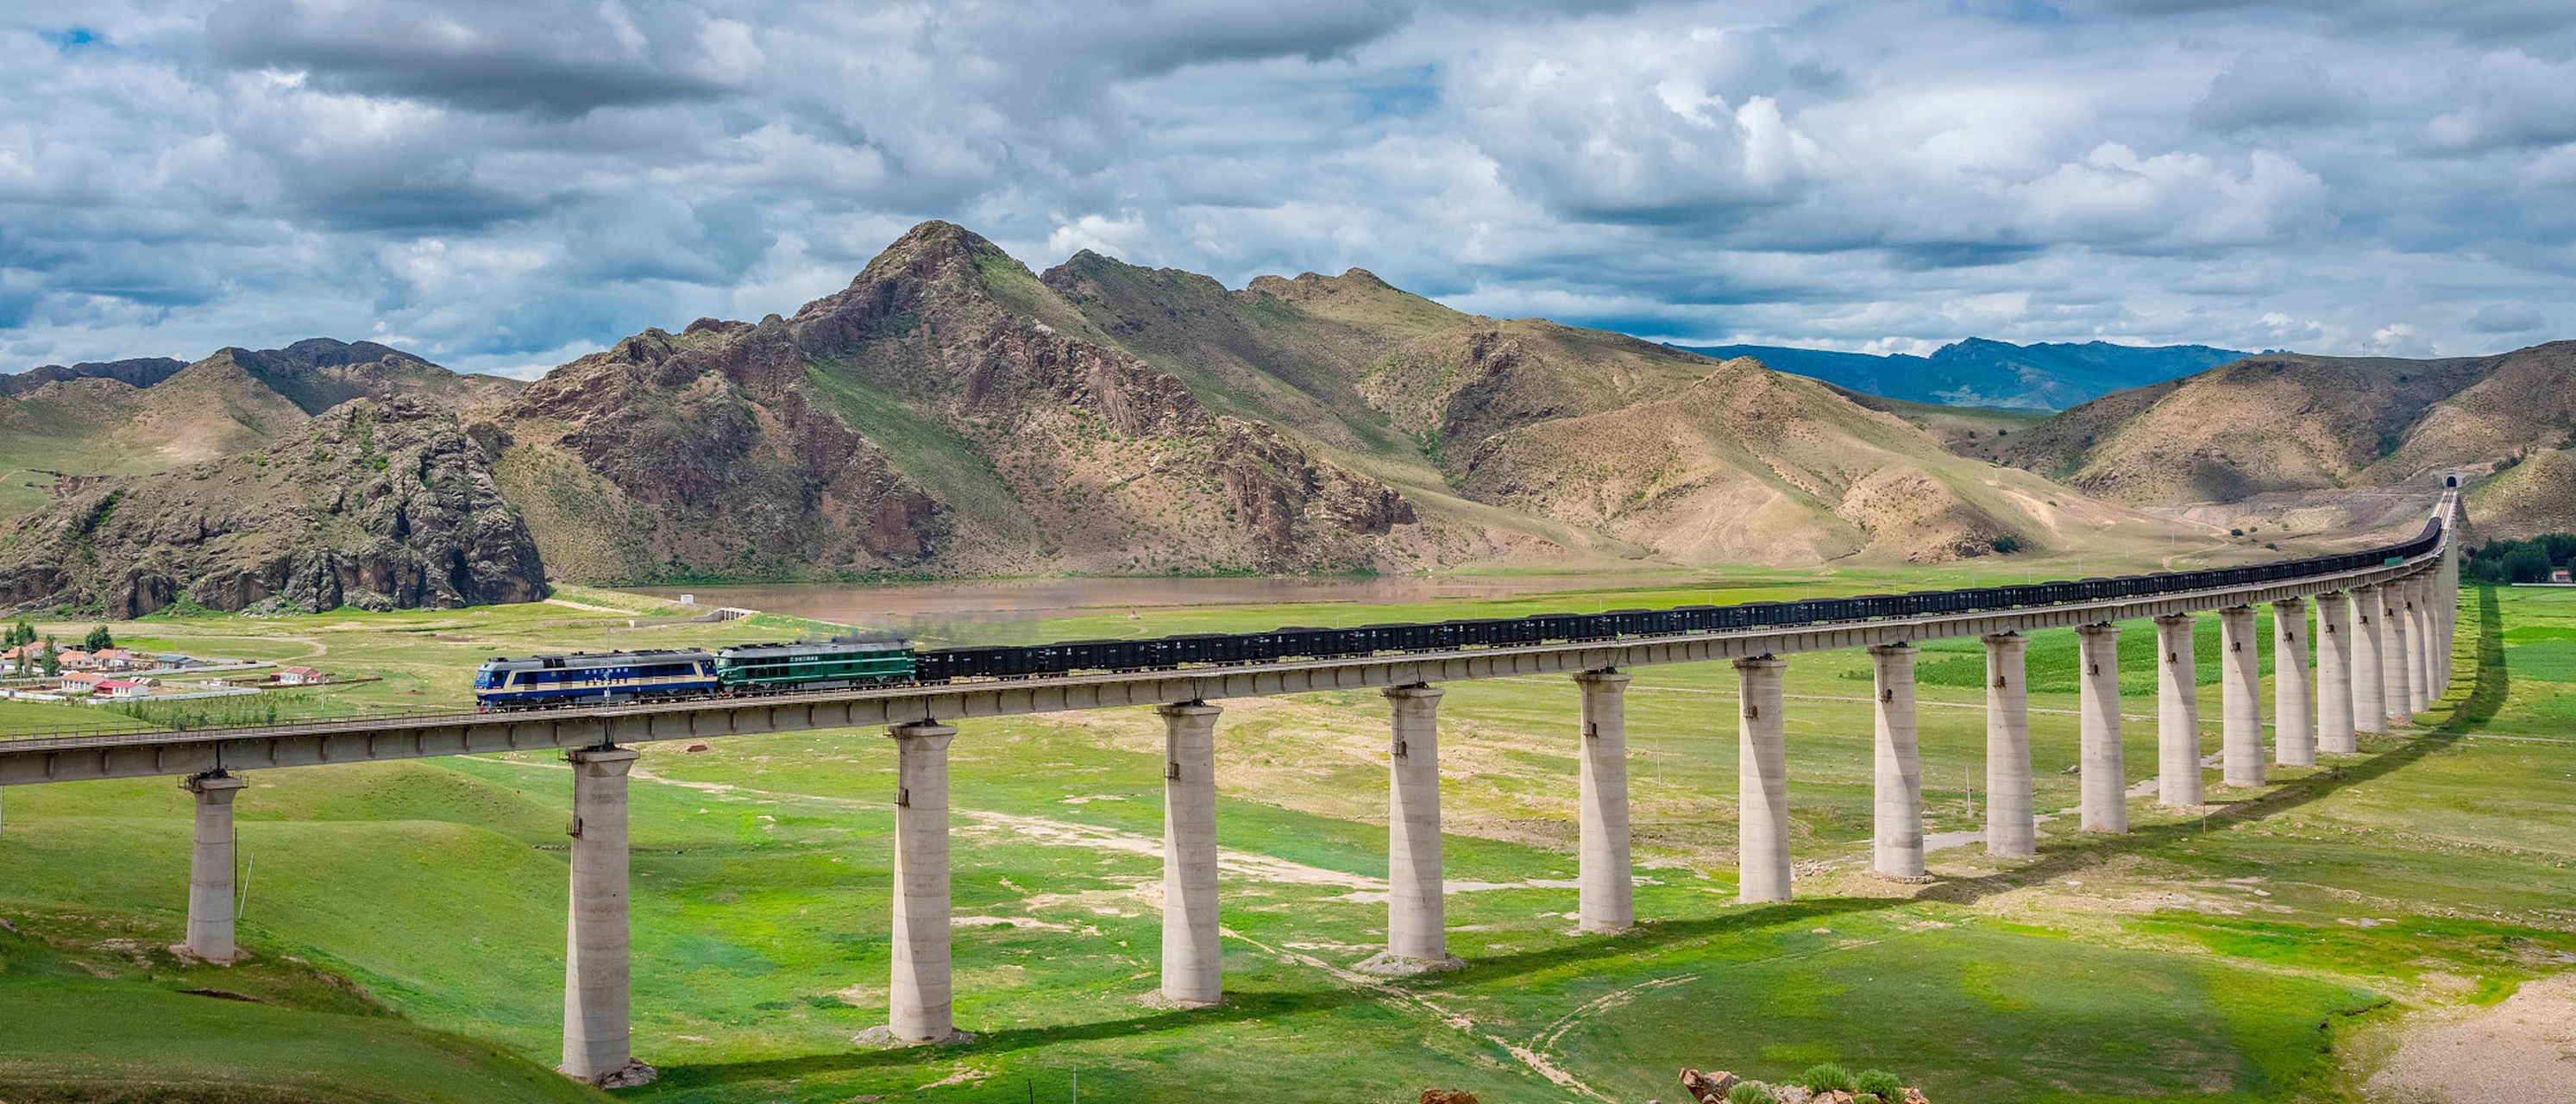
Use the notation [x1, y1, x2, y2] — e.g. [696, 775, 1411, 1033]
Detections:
[0, 545, 2442, 786]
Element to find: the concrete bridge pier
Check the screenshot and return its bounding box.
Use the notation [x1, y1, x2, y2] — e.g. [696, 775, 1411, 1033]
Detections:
[2382, 586, 2414, 725]
[2431, 572, 2453, 692]
[1736, 656, 1792, 902]
[1982, 633, 2033, 858]
[2315, 593, 2357, 754]
[2219, 606, 2265, 788]
[2152, 615, 2202, 808]
[2273, 599, 2315, 767]
[562, 746, 651, 1087]
[1869, 645, 1924, 880]
[2422, 576, 2439, 697]
[2443, 568, 2460, 687]
[1158, 702, 1222, 1007]
[2394, 582, 2422, 717]
[2077, 624, 2127, 833]
[887, 723, 965, 1043]
[2400, 576, 2421, 715]
[1361, 685, 1461, 974]
[185, 772, 248, 962]
[2352, 585, 2387, 736]
[1573, 671, 1634, 932]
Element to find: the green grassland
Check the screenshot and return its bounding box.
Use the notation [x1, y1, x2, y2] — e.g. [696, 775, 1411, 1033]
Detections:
[0, 577, 2567, 1101]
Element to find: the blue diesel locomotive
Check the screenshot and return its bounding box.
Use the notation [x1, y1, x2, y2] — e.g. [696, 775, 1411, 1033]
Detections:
[474, 649, 722, 711]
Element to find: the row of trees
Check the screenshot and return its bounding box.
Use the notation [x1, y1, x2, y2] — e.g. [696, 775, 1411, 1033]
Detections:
[2465, 534, 2576, 584]
[4, 622, 114, 676]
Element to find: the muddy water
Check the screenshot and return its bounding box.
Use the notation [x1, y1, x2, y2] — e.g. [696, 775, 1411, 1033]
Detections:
[625, 573, 1712, 640]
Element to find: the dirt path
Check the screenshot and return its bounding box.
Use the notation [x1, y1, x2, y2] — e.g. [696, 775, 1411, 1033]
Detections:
[2365, 973, 2576, 1102]
[543, 598, 633, 614]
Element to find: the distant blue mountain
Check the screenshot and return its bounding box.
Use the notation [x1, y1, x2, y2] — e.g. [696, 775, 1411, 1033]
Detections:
[1671, 337, 2250, 411]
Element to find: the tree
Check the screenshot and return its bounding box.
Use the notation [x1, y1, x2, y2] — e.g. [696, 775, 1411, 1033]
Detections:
[39, 637, 59, 677]
[2504, 543, 2552, 583]
[83, 624, 112, 653]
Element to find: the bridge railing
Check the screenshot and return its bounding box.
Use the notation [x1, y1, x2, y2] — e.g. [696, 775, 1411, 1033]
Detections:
[0, 492, 2458, 750]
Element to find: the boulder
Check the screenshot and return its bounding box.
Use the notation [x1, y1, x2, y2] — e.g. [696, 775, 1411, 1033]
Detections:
[1419, 1093, 1480, 1104]
[1681, 1069, 1742, 1102]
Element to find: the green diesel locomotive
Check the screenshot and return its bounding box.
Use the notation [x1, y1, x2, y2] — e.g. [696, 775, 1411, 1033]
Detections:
[711, 640, 917, 693]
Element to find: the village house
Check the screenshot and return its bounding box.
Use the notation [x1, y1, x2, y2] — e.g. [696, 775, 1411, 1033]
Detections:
[94, 679, 152, 699]
[58, 671, 108, 693]
[1, 642, 46, 669]
[278, 667, 329, 686]
[53, 649, 92, 669]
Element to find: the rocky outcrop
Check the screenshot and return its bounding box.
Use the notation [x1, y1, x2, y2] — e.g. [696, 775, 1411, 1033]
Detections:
[1210, 417, 1417, 568]
[500, 317, 942, 581]
[1681, 1068, 1743, 1101]
[0, 398, 545, 617]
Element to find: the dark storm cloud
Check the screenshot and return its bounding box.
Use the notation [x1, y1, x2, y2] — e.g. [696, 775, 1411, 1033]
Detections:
[1, 0, 2570, 375]
[204, 0, 747, 116]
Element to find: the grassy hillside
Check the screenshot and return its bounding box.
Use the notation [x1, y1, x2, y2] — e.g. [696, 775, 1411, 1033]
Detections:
[0, 364, 309, 520]
[1831, 386, 2052, 453]
[2465, 448, 2576, 542]
[0, 866, 604, 1103]
[0, 575, 2565, 1101]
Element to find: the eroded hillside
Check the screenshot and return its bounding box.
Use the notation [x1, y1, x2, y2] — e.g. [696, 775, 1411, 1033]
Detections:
[0, 398, 545, 618]
[1987, 342, 2576, 536]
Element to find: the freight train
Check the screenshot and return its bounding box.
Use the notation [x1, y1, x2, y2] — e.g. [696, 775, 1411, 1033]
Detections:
[472, 517, 2441, 712]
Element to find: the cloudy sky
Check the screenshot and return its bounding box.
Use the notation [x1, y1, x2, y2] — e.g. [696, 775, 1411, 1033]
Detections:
[4, 0, 2573, 376]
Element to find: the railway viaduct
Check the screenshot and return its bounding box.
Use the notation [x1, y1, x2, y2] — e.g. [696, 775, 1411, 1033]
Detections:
[0, 496, 2465, 1087]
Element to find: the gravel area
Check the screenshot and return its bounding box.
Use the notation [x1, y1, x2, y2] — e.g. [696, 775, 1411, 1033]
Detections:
[2366, 973, 2576, 1102]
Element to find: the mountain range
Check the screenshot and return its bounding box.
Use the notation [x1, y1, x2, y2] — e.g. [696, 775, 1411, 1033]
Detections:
[0, 221, 2565, 618]
[0, 223, 2190, 616]
[1674, 339, 2250, 411]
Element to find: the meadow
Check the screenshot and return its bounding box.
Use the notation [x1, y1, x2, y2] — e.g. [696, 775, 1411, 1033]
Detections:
[0, 576, 2568, 1102]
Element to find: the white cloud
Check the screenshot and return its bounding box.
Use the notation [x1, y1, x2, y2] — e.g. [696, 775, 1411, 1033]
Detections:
[2013, 145, 2332, 249]
[0, 0, 2571, 376]
[2425, 50, 2576, 153]
[2372, 322, 2433, 355]
[2190, 47, 2367, 132]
